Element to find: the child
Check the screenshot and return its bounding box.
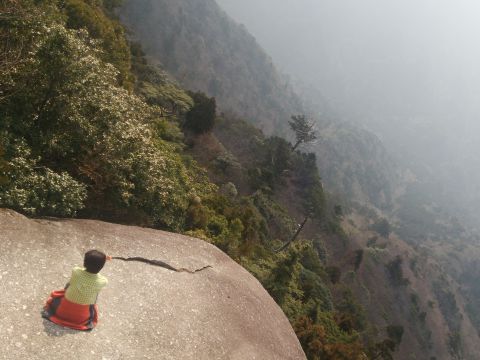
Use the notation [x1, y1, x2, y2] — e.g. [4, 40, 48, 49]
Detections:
[42, 250, 111, 331]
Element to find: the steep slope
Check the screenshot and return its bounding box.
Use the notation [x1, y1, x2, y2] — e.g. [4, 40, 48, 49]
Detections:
[117, 0, 409, 218]
[314, 119, 410, 210]
[118, 0, 303, 134]
[198, 116, 480, 360]
[339, 212, 480, 360]
[113, 1, 480, 358]
[0, 209, 306, 360]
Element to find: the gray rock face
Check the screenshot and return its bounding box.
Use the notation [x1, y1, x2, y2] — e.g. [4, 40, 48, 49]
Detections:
[0, 209, 306, 360]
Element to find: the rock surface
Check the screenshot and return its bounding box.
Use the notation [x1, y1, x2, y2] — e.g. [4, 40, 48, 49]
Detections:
[0, 209, 306, 360]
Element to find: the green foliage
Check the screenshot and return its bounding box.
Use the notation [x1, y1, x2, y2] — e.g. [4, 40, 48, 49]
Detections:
[289, 114, 317, 151]
[386, 325, 404, 346]
[102, 0, 123, 11]
[184, 92, 216, 134]
[219, 182, 238, 198]
[370, 218, 391, 238]
[214, 152, 240, 174]
[248, 136, 292, 191]
[293, 152, 326, 220]
[265, 247, 304, 319]
[300, 269, 333, 312]
[0, 4, 213, 229]
[326, 266, 342, 284]
[313, 237, 328, 265]
[0, 145, 7, 185]
[184, 193, 270, 259]
[119, 0, 304, 133]
[334, 204, 343, 217]
[433, 280, 462, 334]
[0, 0, 59, 100]
[293, 316, 366, 360]
[61, 0, 133, 87]
[335, 288, 367, 333]
[367, 236, 378, 247]
[448, 331, 463, 360]
[386, 256, 410, 287]
[300, 243, 325, 274]
[0, 138, 87, 216]
[354, 249, 364, 271]
[130, 43, 193, 114]
[366, 339, 396, 360]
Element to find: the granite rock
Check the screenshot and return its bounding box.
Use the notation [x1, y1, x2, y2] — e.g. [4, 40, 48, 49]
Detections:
[0, 209, 306, 360]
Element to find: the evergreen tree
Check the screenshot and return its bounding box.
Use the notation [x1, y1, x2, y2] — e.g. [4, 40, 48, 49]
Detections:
[289, 115, 317, 151]
[184, 91, 216, 134]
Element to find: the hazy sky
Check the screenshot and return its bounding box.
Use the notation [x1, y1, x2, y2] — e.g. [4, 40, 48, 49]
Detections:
[218, 0, 480, 222]
[218, 0, 480, 122]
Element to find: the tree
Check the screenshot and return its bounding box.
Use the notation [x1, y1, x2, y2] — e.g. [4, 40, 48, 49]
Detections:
[184, 91, 216, 134]
[61, 0, 133, 87]
[386, 256, 410, 287]
[0, 139, 87, 216]
[275, 217, 309, 252]
[371, 218, 391, 238]
[0, 145, 9, 185]
[386, 325, 404, 346]
[0, 10, 214, 228]
[289, 115, 317, 151]
[367, 339, 396, 360]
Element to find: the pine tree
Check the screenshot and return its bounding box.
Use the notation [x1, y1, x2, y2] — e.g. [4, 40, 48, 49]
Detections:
[289, 115, 317, 151]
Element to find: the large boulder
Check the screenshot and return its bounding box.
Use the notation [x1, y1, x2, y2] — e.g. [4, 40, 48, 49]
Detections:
[0, 209, 305, 360]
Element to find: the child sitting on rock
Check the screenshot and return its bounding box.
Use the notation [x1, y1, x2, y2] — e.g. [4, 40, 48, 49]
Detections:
[42, 250, 111, 331]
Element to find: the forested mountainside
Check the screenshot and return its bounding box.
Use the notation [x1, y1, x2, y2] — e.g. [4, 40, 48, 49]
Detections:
[118, 0, 409, 214]
[115, 0, 480, 358]
[118, 0, 303, 135]
[0, 1, 387, 358]
[2, 1, 480, 359]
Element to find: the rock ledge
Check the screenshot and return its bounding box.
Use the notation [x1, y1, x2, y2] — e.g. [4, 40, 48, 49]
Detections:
[0, 209, 305, 360]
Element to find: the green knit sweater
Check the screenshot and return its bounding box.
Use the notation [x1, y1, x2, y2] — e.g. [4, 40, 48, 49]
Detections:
[65, 266, 108, 305]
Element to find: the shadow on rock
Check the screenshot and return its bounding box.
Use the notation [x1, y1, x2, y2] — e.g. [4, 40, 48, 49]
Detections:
[41, 317, 82, 337]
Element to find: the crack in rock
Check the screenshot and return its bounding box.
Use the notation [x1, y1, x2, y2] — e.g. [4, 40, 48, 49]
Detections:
[112, 256, 212, 274]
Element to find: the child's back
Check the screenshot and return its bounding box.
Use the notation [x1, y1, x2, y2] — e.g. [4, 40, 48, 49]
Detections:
[65, 266, 108, 305]
[42, 250, 110, 331]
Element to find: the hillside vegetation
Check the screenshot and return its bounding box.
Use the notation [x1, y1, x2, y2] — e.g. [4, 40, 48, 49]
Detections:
[118, 0, 303, 135]
[115, 1, 480, 358]
[118, 0, 411, 214]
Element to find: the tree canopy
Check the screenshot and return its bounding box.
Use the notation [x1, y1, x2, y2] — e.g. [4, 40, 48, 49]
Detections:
[289, 114, 317, 151]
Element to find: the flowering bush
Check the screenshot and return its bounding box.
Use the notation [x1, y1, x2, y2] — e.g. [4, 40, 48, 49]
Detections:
[0, 6, 214, 228]
[0, 139, 87, 216]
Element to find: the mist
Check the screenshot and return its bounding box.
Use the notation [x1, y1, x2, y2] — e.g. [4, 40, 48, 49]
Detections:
[218, 0, 480, 225]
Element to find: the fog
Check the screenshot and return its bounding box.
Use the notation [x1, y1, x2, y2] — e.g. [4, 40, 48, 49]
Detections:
[218, 0, 480, 225]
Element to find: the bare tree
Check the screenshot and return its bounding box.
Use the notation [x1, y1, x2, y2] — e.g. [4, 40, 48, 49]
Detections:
[275, 216, 309, 252]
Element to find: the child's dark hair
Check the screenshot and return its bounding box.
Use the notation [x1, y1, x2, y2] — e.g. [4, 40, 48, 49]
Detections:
[84, 250, 107, 274]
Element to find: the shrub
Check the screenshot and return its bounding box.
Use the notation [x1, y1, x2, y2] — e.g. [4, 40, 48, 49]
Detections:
[386, 256, 409, 287]
[184, 91, 216, 133]
[62, 0, 132, 87]
[354, 249, 364, 271]
[386, 325, 404, 345]
[0, 19, 214, 229]
[370, 218, 391, 238]
[0, 140, 87, 216]
[326, 266, 341, 284]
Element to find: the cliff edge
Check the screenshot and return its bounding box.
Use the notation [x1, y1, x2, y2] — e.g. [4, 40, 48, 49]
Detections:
[0, 209, 305, 360]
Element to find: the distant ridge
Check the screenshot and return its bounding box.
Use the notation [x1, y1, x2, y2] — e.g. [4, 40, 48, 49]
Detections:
[119, 0, 304, 135]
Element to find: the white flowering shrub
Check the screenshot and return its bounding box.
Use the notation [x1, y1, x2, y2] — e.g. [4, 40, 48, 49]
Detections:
[0, 5, 214, 228]
[0, 139, 87, 216]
